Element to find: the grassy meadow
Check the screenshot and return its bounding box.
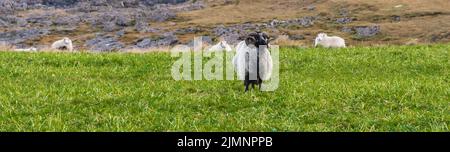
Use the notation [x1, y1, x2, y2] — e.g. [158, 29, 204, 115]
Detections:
[0, 44, 448, 131]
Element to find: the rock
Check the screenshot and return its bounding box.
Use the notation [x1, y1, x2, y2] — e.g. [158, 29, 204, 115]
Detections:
[1, 15, 27, 27]
[213, 25, 234, 36]
[85, 34, 124, 52]
[141, 0, 189, 6]
[341, 27, 353, 33]
[167, 0, 205, 11]
[212, 25, 254, 45]
[115, 15, 134, 27]
[176, 27, 201, 34]
[148, 9, 176, 22]
[136, 39, 152, 48]
[336, 17, 352, 24]
[41, 0, 79, 8]
[3, 0, 201, 11]
[116, 30, 125, 37]
[0, 19, 7, 27]
[73, 2, 99, 12]
[0, 16, 12, 26]
[0, 0, 15, 14]
[296, 16, 315, 27]
[134, 20, 159, 33]
[269, 19, 286, 27]
[103, 22, 119, 32]
[134, 21, 148, 32]
[135, 32, 178, 48]
[223, 33, 243, 45]
[85, 12, 135, 31]
[0, 41, 10, 47]
[54, 27, 77, 34]
[187, 36, 213, 47]
[269, 16, 315, 28]
[430, 32, 450, 42]
[0, 29, 50, 44]
[288, 34, 305, 40]
[354, 25, 381, 37]
[134, 8, 175, 23]
[53, 15, 81, 26]
[16, 18, 28, 27]
[391, 15, 401, 22]
[26, 13, 53, 26]
[306, 5, 315, 11]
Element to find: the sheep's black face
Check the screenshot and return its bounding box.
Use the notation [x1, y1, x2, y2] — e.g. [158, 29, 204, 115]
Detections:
[246, 32, 270, 48]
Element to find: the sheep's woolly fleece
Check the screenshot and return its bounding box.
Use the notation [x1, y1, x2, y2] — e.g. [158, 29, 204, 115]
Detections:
[233, 41, 273, 81]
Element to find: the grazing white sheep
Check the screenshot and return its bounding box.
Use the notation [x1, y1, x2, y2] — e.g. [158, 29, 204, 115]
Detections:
[314, 33, 346, 48]
[14, 47, 37, 52]
[207, 41, 233, 52]
[51, 37, 74, 51]
[233, 32, 273, 92]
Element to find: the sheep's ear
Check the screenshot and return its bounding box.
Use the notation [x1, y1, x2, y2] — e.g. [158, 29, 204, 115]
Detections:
[245, 37, 256, 46]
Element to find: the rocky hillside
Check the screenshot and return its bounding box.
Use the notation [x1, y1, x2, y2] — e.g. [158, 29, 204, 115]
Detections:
[1, 0, 449, 51]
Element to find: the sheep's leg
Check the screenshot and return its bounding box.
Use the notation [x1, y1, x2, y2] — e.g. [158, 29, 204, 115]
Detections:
[258, 78, 262, 91]
[244, 73, 250, 92]
[244, 52, 250, 92]
[244, 81, 250, 92]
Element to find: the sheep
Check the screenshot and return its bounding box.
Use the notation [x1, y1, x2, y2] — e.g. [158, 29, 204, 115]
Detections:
[14, 47, 38, 52]
[51, 37, 74, 51]
[207, 41, 233, 52]
[232, 32, 273, 92]
[314, 33, 346, 48]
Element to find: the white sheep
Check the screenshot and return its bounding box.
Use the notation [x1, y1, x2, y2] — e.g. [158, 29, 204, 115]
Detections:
[14, 47, 38, 52]
[232, 32, 273, 92]
[314, 33, 346, 48]
[51, 37, 74, 51]
[207, 41, 233, 52]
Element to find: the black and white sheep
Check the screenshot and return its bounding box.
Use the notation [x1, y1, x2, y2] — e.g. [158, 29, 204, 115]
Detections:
[233, 32, 273, 92]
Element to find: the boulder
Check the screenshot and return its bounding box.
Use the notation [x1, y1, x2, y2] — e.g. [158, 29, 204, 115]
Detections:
[102, 22, 120, 32]
[306, 5, 315, 11]
[26, 13, 53, 26]
[176, 27, 201, 34]
[115, 15, 134, 27]
[269, 16, 315, 28]
[53, 15, 81, 26]
[116, 30, 126, 37]
[0, 29, 50, 44]
[134, 21, 159, 33]
[336, 17, 352, 24]
[148, 9, 176, 22]
[85, 35, 124, 52]
[391, 15, 401, 22]
[187, 36, 213, 47]
[341, 27, 353, 33]
[354, 25, 381, 37]
[0, 19, 8, 27]
[135, 32, 178, 48]
[288, 34, 305, 40]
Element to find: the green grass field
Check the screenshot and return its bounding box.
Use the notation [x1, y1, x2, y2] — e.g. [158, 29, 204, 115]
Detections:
[0, 44, 448, 131]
